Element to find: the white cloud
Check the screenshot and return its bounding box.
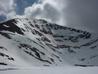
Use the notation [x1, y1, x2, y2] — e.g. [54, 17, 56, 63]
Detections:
[0, 0, 67, 26]
[0, 0, 16, 19]
[24, 0, 67, 25]
[0, 0, 97, 32]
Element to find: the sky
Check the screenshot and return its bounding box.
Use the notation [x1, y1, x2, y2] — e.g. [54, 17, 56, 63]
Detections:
[0, 0, 98, 32]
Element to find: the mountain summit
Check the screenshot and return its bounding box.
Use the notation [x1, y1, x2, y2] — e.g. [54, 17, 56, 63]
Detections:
[0, 17, 98, 68]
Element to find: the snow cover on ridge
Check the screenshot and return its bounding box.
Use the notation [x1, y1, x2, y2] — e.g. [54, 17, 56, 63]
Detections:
[0, 17, 98, 69]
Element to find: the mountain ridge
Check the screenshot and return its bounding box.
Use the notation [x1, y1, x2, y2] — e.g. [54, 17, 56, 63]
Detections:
[0, 17, 98, 68]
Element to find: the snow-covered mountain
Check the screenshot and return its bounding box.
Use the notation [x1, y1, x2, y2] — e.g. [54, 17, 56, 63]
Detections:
[0, 17, 98, 68]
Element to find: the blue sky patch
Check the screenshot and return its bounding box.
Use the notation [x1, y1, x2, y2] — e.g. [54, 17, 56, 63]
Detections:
[15, 0, 38, 15]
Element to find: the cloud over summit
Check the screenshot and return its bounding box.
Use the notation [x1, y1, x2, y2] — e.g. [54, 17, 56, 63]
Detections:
[24, 0, 66, 25]
[0, 0, 97, 32]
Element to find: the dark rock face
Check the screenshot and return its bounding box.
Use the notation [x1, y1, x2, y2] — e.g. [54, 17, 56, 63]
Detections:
[0, 19, 24, 35]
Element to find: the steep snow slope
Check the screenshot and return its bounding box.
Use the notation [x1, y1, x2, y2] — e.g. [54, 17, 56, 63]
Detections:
[0, 17, 98, 68]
